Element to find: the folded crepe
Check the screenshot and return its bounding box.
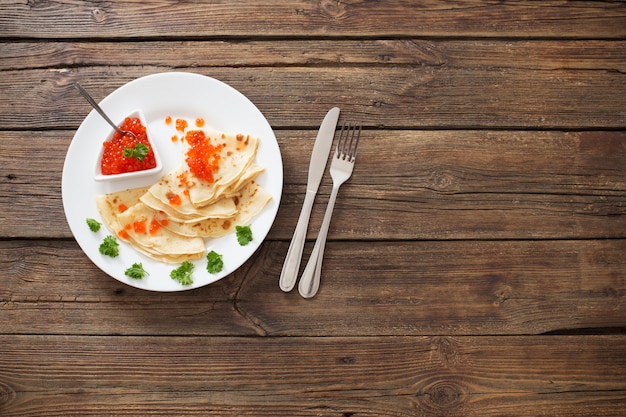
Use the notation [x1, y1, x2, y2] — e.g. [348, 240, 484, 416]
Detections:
[140, 162, 264, 223]
[147, 129, 259, 212]
[116, 202, 206, 262]
[96, 187, 149, 242]
[162, 180, 272, 238]
[96, 188, 205, 263]
[140, 191, 237, 223]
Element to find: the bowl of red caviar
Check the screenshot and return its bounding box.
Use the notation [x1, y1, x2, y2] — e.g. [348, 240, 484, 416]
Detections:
[94, 110, 162, 181]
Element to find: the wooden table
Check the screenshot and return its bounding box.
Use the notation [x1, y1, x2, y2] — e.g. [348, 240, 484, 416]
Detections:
[2, 1, 626, 415]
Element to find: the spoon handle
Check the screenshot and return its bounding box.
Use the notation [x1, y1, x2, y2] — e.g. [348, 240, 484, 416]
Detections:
[74, 83, 123, 135]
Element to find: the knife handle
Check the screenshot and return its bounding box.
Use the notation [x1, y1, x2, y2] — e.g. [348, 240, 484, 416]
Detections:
[298, 184, 339, 298]
[279, 189, 316, 292]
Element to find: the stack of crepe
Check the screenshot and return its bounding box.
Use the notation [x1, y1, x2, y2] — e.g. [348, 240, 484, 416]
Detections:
[96, 129, 272, 263]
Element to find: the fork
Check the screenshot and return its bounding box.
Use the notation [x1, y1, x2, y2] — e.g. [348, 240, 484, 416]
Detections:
[298, 122, 361, 298]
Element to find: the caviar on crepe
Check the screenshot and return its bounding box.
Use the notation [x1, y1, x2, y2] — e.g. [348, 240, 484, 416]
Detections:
[184, 130, 223, 183]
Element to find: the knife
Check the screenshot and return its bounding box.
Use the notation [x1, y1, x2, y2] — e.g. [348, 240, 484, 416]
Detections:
[279, 107, 340, 292]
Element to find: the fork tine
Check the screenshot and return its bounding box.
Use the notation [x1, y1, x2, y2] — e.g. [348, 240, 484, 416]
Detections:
[337, 122, 349, 157]
[337, 122, 361, 161]
[348, 124, 361, 161]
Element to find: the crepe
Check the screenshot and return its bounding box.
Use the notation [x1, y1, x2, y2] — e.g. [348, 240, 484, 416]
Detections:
[96, 187, 205, 263]
[162, 180, 272, 238]
[147, 129, 259, 211]
[140, 191, 237, 223]
[96, 187, 149, 242]
[221, 163, 265, 198]
[140, 162, 264, 223]
[116, 202, 206, 263]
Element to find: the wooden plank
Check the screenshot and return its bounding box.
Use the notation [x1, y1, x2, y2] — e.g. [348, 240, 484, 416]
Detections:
[2, 66, 625, 129]
[2, 130, 625, 240]
[242, 240, 626, 336]
[3, 40, 625, 71]
[2, 239, 625, 336]
[0, 239, 262, 336]
[1, 1, 625, 39]
[1, 335, 625, 416]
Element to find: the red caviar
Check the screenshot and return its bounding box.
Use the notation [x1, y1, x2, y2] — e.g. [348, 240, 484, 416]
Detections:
[184, 130, 223, 183]
[175, 118, 188, 132]
[100, 117, 156, 175]
[149, 218, 161, 235]
[177, 172, 188, 187]
[133, 219, 147, 234]
[195, 117, 205, 127]
[119, 224, 131, 239]
[168, 193, 182, 206]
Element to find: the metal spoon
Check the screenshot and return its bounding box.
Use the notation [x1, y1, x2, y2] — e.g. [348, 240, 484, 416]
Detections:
[74, 82, 137, 139]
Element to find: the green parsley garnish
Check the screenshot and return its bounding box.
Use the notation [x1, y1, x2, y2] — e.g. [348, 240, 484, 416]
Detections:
[170, 261, 194, 285]
[235, 225, 253, 246]
[99, 235, 119, 257]
[123, 143, 149, 162]
[125, 262, 148, 280]
[206, 250, 224, 274]
[86, 218, 102, 232]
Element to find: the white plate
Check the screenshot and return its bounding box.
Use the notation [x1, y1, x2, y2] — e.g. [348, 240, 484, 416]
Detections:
[62, 72, 283, 291]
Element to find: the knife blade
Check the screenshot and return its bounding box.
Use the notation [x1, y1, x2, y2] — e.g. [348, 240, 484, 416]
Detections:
[279, 107, 340, 292]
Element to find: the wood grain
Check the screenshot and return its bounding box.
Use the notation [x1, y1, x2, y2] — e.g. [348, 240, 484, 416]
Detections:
[2, 130, 624, 240]
[2, 40, 625, 71]
[2, 0, 625, 39]
[2, 239, 625, 336]
[1, 1, 625, 415]
[1, 65, 625, 129]
[1, 335, 625, 416]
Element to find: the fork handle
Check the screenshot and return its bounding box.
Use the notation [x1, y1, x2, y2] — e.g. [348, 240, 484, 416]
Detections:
[279, 189, 317, 292]
[298, 185, 340, 298]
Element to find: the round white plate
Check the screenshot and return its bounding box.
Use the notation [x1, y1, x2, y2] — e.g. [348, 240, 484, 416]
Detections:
[62, 72, 283, 291]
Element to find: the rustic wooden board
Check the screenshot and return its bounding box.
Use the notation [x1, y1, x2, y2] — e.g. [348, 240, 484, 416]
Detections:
[2, 239, 625, 336]
[2, 0, 625, 39]
[2, 40, 625, 71]
[1, 2, 625, 415]
[1, 66, 625, 129]
[1, 335, 625, 416]
[2, 130, 624, 240]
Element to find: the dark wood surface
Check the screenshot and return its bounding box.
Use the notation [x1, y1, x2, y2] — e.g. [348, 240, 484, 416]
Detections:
[1, 1, 625, 416]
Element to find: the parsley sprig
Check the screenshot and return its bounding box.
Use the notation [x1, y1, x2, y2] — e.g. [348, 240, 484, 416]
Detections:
[125, 262, 148, 279]
[170, 261, 194, 285]
[123, 143, 149, 162]
[206, 250, 224, 274]
[86, 218, 102, 232]
[99, 235, 119, 257]
[235, 225, 253, 246]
